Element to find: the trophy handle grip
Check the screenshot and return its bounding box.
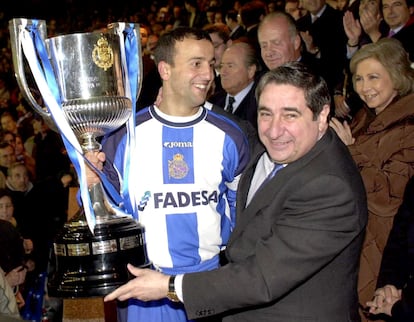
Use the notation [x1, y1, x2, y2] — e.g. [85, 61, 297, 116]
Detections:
[108, 22, 143, 103]
[8, 18, 52, 121]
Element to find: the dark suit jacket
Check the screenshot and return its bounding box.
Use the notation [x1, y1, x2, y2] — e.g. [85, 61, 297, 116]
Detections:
[182, 128, 368, 322]
[229, 25, 246, 41]
[393, 15, 414, 62]
[297, 5, 347, 94]
[209, 81, 258, 130]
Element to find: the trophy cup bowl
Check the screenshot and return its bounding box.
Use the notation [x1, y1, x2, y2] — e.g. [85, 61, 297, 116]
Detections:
[9, 18, 151, 297]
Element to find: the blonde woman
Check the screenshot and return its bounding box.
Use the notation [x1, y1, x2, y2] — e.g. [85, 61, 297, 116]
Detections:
[330, 37, 414, 321]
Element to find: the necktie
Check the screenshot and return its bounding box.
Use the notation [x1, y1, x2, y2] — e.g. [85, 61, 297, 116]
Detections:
[266, 163, 284, 182]
[246, 163, 284, 206]
[388, 30, 395, 38]
[225, 96, 235, 113]
[258, 163, 284, 192]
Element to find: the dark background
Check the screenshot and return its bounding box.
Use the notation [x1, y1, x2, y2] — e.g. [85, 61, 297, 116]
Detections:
[3, 0, 161, 19]
[1, 0, 181, 32]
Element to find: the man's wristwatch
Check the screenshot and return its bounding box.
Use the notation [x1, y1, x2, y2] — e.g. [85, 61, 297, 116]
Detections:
[167, 275, 180, 302]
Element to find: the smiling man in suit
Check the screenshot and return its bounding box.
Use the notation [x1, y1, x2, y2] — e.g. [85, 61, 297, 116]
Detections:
[209, 41, 261, 129]
[104, 62, 368, 322]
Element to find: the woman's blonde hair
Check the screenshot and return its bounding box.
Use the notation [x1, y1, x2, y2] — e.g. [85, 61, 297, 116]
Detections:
[350, 38, 414, 97]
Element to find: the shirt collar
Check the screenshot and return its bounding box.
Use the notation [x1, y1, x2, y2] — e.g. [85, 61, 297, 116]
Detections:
[230, 81, 255, 109]
[311, 4, 327, 20]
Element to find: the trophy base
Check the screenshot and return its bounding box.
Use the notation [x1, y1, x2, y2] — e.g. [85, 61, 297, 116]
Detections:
[48, 211, 151, 298]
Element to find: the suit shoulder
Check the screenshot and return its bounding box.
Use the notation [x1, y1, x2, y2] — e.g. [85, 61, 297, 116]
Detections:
[209, 90, 227, 105]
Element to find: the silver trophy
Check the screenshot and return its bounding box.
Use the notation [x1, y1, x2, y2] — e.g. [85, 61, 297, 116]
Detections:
[9, 18, 150, 297]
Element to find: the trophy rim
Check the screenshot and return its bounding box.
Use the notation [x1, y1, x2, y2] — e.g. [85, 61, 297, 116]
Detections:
[48, 21, 141, 41]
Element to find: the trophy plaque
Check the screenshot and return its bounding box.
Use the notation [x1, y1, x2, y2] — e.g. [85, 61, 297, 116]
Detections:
[9, 18, 151, 297]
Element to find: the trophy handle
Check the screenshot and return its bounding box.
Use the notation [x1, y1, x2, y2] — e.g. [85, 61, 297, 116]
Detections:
[9, 19, 52, 122]
[9, 18, 142, 229]
[107, 22, 143, 104]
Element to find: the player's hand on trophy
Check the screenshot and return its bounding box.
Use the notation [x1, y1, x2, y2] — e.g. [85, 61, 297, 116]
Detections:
[85, 151, 106, 186]
[104, 264, 169, 302]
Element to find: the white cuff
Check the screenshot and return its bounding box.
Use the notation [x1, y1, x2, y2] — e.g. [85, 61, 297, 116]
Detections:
[175, 274, 184, 302]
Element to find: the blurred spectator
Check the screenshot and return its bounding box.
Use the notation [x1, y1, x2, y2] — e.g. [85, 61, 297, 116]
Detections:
[297, 0, 348, 115]
[268, 0, 286, 12]
[382, 0, 414, 59]
[0, 75, 10, 111]
[0, 188, 31, 311]
[203, 22, 231, 96]
[184, 0, 209, 28]
[0, 187, 36, 313]
[225, 9, 246, 40]
[0, 212, 30, 274]
[0, 142, 16, 187]
[14, 134, 35, 179]
[139, 24, 150, 51]
[238, 0, 268, 70]
[0, 131, 35, 180]
[171, 5, 187, 29]
[156, 6, 170, 26]
[285, 0, 307, 20]
[6, 162, 73, 274]
[151, 23, 165, 37]
[337, 0, 350, 10]
[206, 6, 219, 24]
[144, 33, 159, 58]
[344, 0, 387, 53]
[14, 97, 35, 152]
[31, 116, 71, 183]
[0, 187, 34, 258]
[209, 41, 261, 129]
[337, 0, 385, 121]
[0, 266, 21, 319]
[0, 131, 16, 148]
[0, 112, 18, 137]
[0, 186, 17, 228]
[214, 10, 224, 24]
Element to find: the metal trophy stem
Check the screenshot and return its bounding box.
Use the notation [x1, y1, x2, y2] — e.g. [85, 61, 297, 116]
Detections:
[9, 18, 150, 297]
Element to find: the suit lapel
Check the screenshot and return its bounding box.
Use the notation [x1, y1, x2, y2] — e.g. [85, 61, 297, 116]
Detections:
[230, 130, 334, 243]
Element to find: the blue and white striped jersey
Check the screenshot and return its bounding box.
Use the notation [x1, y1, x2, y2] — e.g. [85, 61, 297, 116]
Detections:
[102, 105, 250, 274]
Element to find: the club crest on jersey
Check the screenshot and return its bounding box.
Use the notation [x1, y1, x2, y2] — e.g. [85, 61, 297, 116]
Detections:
[168, 153, 189, 179]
